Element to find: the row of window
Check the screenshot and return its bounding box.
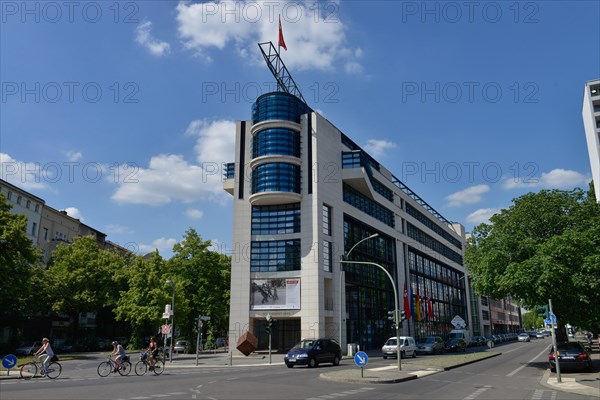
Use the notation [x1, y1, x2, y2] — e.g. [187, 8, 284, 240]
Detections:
[371, 179, 394, 202]
[251, 163, 301, 194]
[406, 203, 462, 250]
[253, 128, 300, 158]
[406, 222, 463, 264]
[1, 190, 41, 212]
[251, 203, 301, 235]
[343, 184, 394, 228]
[250, 239, 301, 272]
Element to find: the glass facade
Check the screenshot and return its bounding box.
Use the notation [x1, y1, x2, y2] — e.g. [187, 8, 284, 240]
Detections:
[252, 163, 301, 194]
[406, 203, 462, 250]
[343, 184, 395, 228]
[250, 239, 301, 272]
[251, 203, 301, 235]
[323, 240, 332, 272]
[407, 248, 467, 341]
[343, 216, 396, 350]
[406, 222, 462, 264]
[252, 92, 313, 124]
[253, 128, 300, 158]
[322, 204, 332, 236]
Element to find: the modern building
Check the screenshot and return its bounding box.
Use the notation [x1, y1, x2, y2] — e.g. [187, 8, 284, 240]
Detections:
[489, 297, 522, 334]
[582, 79, 600, 202]
[224, 90, 469, 353]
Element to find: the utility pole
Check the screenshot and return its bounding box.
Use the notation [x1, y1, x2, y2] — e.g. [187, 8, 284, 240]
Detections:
[548, 299, 561, 383]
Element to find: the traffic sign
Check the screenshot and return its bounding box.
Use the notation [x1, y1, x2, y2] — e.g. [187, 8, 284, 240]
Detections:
[2, 354, 17, 369]
[354, 351, 368, 367]
[161, 324, 171, 334]
[200, 316, 211, 321]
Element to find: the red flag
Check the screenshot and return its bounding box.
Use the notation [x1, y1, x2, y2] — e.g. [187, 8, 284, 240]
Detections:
[278, 15, 287, 51]
[403, 282, 412, 320]
[427, 292, 434, 320]
[415, 289, 421, 321]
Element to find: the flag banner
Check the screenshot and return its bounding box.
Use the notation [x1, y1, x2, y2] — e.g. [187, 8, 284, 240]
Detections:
[278, 15, 287, 51]
[415, 289, 422, 321]
[427, 292, 434, 320]
[403, 282, 412, 320]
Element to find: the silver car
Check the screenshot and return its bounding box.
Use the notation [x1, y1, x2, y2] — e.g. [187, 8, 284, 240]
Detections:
[416, 336, 445, 355]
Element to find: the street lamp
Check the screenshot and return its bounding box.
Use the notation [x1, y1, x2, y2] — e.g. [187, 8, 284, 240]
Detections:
[338, 233, 378, 357]
[166, 279, 175, 363]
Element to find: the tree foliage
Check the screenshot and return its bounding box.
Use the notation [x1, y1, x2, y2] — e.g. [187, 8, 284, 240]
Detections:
[466, 187, 600, 333]
[0, 194, 40, 315]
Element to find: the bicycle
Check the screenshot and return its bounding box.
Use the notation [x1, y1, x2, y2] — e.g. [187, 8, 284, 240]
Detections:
[134, 351, 164, 376]
[19, 355, 62, 380]
[97, 355, 132, 377]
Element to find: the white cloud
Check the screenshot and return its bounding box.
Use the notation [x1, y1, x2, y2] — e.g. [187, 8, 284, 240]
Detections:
[111, 119, 235, 206]
[186, 208, 204, 219]
[502, 168, 590, 190]
[139, 237, 177, 254]
[363, 139, 397, 158]
[1, 153, 48, 191]
[63, 207, 83, 221]
[466, 208, 500, 225]
[445, 184, 490, 207]
[135, 20, 171, 56]
[65, 151, 83, 162]
[175, 1, 363, 72]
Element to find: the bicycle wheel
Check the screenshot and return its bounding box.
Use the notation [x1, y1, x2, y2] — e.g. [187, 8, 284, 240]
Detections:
[97, 361, 112, 377]
[152, 360, 164, 375]
[134, 360, 147, 376]
[46, 362, 62, 379]
[118, 360, 132, 376]
[19, 362, 37, 379]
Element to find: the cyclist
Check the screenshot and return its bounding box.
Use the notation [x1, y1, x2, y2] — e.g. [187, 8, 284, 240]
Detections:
[111, 341, 127, 372]
[33, 338, 54, 375]
[147, 337, 159, 370]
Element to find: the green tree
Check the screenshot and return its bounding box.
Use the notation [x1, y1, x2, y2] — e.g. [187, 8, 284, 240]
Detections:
[44, 236, 116, 335]
[466, 187, 600, 334]
[169, 228, 231, 349]
[0, 193, 41, 339]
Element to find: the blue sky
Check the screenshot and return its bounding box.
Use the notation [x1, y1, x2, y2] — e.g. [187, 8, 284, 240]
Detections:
[1, 1, 599, 258]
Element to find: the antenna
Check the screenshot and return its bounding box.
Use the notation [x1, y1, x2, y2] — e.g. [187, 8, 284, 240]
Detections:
[258, 41, 306, 104]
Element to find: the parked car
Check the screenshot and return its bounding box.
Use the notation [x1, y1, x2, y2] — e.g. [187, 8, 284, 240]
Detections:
[536, 332, 545, 339]
[284, 338, 341, 368]
[518, 333, 530, 342]
[216, 337, 228, 347]
[15, 341, 42, 356]
[445, 338, 467, 352]
[470, 336, 486, 347]
[382, 336, 417, 359]
[173, 340, 188, 353]
[416, 336, 445, 355]
[549, 342, 592, 372]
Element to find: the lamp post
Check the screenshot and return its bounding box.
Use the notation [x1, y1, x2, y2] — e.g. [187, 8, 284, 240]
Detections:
[166, 280, 175, 363]
[338, 233, 379, 357]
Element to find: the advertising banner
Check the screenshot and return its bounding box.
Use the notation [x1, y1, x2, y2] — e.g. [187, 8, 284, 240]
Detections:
[251, 278, 300, 310]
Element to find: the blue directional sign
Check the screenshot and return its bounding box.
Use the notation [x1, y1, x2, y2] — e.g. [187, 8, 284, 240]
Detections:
[2, 354, 17, 369]
[354, 351, 368, 367]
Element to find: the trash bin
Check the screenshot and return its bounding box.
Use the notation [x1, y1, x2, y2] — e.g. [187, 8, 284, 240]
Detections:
[347, 343, 357, 357]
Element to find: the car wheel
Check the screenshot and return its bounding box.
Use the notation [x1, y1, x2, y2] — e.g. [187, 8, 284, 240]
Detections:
[308, 358, 317, 368]
[333, 355, 340, 366]
[286, 364, 293, 368]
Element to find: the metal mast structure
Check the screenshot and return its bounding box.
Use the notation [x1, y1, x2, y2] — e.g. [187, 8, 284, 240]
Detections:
[258, 41, 306, 104]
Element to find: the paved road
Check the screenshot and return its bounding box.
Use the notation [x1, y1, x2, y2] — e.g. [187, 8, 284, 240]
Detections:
[1, 339, 597, 400]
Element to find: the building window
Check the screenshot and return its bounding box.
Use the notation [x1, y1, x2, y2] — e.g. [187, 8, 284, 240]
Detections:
[322, 204, 332, 236]
[26, 199, 31, 209]
[43, 228, 48, 241]
[343, 183, 394, 228]
[406, 203, 462, 250]
[250, 239, 301, 272]
[252, 163, 301, 194]
[32, 222, 37, 237]
[35, 204, 40, 213]
[406, 222, 463, 264]
[253, 128, 300, 158]
[251, 203, 300, 235]
[323, 240, 332, 272]
[17, 195, 22, 205]
[252, 92, 312, 124]
[7, 191, 12, 201]
[482, 310, 490, 321]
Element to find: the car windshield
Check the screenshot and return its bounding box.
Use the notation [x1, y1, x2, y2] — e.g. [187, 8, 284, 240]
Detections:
[385, 338, 397, 346]
[423, 337, 435, 343]
[292, 340, 315, 350]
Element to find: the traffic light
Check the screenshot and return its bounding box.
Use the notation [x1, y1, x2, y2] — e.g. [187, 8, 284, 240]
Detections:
[387, 310, 395, 321]
[400, 310, 406, 322]
[265, 313, 276, 334]
[536, 305, 548, 319]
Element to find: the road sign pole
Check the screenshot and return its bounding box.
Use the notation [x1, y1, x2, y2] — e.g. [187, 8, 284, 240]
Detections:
[548, 299, 561, 383]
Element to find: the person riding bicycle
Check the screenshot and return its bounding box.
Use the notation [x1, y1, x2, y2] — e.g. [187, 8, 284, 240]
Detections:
[111, 341, 127, 372]
[33, 338, 55, 375]
[147, 337, 159, 370]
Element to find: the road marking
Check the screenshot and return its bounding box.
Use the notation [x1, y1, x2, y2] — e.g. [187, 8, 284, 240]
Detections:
[506, 346, 550, 377]
[531, 389, 544, 400]
[462, 385, 491, 400]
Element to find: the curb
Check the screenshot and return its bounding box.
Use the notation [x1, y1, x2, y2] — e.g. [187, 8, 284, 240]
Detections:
[443, 352, 502, 370]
